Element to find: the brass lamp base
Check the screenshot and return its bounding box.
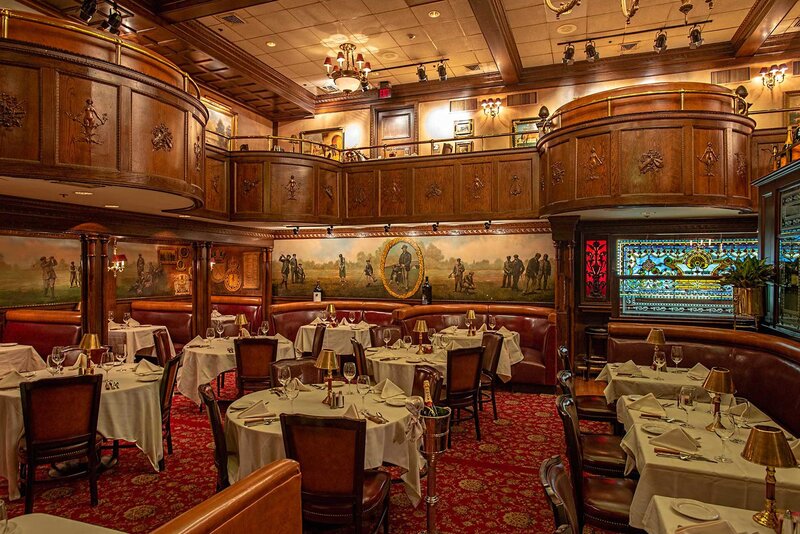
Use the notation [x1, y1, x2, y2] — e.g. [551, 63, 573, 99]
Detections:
[417, 333, 424, 354]
[705, 396, 725, 432]
[322, 374, 333, 405]
[752, 507, 778, 529]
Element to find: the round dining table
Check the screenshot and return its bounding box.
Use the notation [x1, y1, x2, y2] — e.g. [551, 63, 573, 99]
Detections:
[225, 387, 422, 505]
[433, 327, 523, 381]
[108, 324, 176, 362]
[294, 322, 373, 355]
[0, 343, 45, 374]
[365, 346, 447, 396]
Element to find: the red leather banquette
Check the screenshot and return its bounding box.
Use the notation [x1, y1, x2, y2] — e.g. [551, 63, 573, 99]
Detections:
[1, 309, 82, 359]
[130, 300, 192, 352]
[211, 296, 263, 329]
[607, 322, 800, 437]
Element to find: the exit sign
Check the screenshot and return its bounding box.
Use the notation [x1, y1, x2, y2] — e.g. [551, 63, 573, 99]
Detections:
[379, 81, 392, 99]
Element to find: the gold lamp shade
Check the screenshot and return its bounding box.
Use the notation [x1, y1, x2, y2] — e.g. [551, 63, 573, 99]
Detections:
[326, 303, 336, 316]
[234, 314, 249, 326]
[315, 349, 339, 371]
[741, 425, 798, 528]
[466, 310, 476, 320]
[645, 328, 666, 346]
[79, 333, 100, 351]
[702, 367, 735, 394]
[413, 319, 429, 333]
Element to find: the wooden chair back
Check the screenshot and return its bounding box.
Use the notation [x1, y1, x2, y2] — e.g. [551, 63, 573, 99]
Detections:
[234, 337, 279, 395]
[198, 383, 230, 491]
[411, 364, 443, 402]
[445, 347, 483, 406]
[540, 455, 580, 534]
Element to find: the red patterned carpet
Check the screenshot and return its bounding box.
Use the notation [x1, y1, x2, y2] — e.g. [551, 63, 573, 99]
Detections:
[1, 384, 575, 533]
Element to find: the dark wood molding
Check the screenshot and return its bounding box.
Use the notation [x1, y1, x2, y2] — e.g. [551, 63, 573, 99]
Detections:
[467, 0, 522, 85]
[732, 0, 798, 57]
[576, 215, 759, 235]
[158, 0, 278, 23]
[270, 221, 551, 239]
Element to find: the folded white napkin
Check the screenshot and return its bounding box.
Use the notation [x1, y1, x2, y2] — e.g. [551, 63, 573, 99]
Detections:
[127, 318, 141, 327]
[391, 339, 404, 349]
[441, 325, 458, 334]
[135, 359, 162, 375]
[238, 401, 272, 419]
[343, 403, 361, 420]
[374, 378, 404, 399]
[339, 318, 348, 326]
[274, 333, 291, 344]
[616, 360, 643, 377]
[288, 377, 311, 392]
[239, 328, 251, 338]
[497, 326, 513, 336]
[310, 317, 322, 325]
[211, 309, 221, 318]
[0, 370, 26, 390]
[356, 320, 370, 328]
[69, 353, 88, 370]
[728, 402, 770, 424]
[477, 323, 487, 332]
[628, 393, 667, 417]
[108, 320, 122, 329]
[687, 362, 710, 380]
[650, 427, 701, 454]
[675, 520, 737, 534]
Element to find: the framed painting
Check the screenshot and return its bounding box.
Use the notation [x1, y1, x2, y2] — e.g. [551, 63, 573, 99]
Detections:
[202, 97, 237, 150]
[157, 246, 178, 265]
[512, 118, 539, 148]
[454, 119, 473, 137]
[785, 91, 800, 127]
[300, 128, 344, 161]
[455, 141, 473, 153]
[379, 238, 425, 299]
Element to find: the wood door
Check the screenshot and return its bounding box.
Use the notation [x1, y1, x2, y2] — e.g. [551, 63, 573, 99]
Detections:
[373, 106, 416, 158]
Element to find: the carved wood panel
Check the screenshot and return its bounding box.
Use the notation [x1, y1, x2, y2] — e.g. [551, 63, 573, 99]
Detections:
[57, 74, 118, 169]
[729, 131, 751, 201]
[460, 162, 493, 214]
[204, 156, 227, 214]
[546, 139, 574, 204]
[130, 92, 185, 180]
[270, 162, 314, 216]
[413, 165, 455, 216]
[345, 170, 377, 219]
[188, 116, 204, 188]
[317, 168, 339, 218]
[0, 65, 39, 162]
[692, 128, 725, 196]
[234, 162, 263, 213]
[497, 159, 533, 213]
[618, 127, 682, 196]
[576, 134, 611, 199]
[379, 168, 409, 217]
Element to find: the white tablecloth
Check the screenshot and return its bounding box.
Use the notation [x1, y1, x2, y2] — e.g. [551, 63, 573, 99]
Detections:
[210, 314, 237, 324]
[0, 344, 45, 374]
[295, 324, 372, 355]
[10, 513, 125, 533]
[225, 387, 422, 506]
[597, 364, 711, 404]
[641, 495, 774, 534]
[108, 325, 176, 362]
[178, 335, 295, 405]
[619, 397, 800, 528]
[433, 328, 523, 382]
[0, 365, 163, 500]
[366, 346, 447, 396]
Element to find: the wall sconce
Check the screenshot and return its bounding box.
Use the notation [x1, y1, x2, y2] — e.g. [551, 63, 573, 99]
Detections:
[481, 98, 502, 117]
[759, 64, 788, 90]
[107, 241, 127, 277]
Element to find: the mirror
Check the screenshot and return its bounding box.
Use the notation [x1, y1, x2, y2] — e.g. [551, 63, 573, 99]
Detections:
[379, 238, 425, 299]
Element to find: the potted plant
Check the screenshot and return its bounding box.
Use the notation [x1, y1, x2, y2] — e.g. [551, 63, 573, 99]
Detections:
[718, 257, 774, 319]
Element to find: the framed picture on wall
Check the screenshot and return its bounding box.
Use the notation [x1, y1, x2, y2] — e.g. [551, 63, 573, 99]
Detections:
[157, 246, 178, 265]
[202, 97, 237, 150]
[785, 91, 800, 127]
[453, 119, 473, 137]
[242, 251, 261, 290]
[455, 141, 473, 153]
[512, 118, 539, 148]
[300, 128, 344, 161]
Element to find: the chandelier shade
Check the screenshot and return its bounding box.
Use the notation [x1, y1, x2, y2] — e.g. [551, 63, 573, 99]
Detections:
[323, 43, 370, 93]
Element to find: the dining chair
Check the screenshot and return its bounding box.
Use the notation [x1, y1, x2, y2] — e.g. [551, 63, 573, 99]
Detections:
[160, 353, 182, 465]
[556, 394, 626, 477]
[153, 329, 172, 367]
[369, 325, 401, 348]
[280, 414, 390, 534]
[19, 374, 103, 514]
[556, 396, 642, 533]
[443, 346, 483, 445]
[310, 323, 326, 360]
[234, 337, 279, 398]
[198, 384, 238, 492]
[557, 369, 620, 434]
[270, 358, 323, 385]
[479, 332, 503, 420]
[558, 345, 571, 372]
[411, 365, 443, 403]
[351, 338, 369, 377]
[539, 455, 580, 534]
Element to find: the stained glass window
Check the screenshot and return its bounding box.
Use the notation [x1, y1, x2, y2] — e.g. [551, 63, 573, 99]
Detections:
[617, 238, 759, 318]
[585, 239, 608, 300]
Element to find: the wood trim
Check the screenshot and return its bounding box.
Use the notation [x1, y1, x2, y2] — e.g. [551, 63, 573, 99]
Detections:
[467, 0, 521, 85]
[158, 0, 279, 23]
[732, 0, 798, 57]
[270, 220, 550, 239]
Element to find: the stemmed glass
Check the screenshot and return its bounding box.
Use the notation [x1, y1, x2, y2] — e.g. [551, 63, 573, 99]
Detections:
[670, 346, 683, 372]
[713, 413, 736, 463]
[653, 351, 666, 380]
[383, 330, 392, 348]
[427, 328, 436, 348]
[100, 350, 115, 384]
[348, 311, 356, 324]
[465, 317, 472, 332]
[205, 328, 215, 342]
[46, 352, 60, 376]
[50, 347, 64, 374]
[122, 312, 131, 327]
[402, 335, 412, 350]
[343, 362, 356, 395]
[488, 315, 496, 330]
[677, 386, 696, 427]
[285, 378, 299, 413]
[278, 366, 291, 397]
[108, 310, 115, 323]
[114, 344, 127, 367]
[215, 321, 224, 339]
[729, 396, 749, 444]
[260, 321, 270, 336]
[356, 375, 371, 415]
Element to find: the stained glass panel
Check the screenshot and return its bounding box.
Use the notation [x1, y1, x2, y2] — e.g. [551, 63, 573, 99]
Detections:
[585, 239, 608, 300]
[617, 238, 759, 318]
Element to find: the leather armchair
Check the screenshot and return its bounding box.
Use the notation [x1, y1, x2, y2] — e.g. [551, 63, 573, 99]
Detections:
[1, 309, 82, 360]
[151, 460, 302, 534]
[130, 300, 192, 352]
[269, 301, 410, 342]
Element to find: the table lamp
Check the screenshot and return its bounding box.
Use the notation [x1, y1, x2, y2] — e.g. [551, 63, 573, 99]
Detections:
[702, 367, 735, 431]
[466, 310, 477, 336]
[315, 349, 339, 405]
[326, 303, 336, 325]
[741, 425, 798, 528]
[79, 333, 100, 352]
[413, 319, 428, 354]
[234, 314, 249, 337]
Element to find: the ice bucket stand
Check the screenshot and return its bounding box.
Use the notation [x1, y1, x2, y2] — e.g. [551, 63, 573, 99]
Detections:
[419, 407, 451, 534]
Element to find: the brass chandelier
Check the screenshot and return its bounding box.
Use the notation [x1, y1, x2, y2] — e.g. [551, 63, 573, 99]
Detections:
[323, 43, 371, 93]
[545, 0, 710, 24]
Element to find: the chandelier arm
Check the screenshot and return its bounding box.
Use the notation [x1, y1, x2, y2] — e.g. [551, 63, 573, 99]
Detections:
[621, 0, 640, 23]
[543, 0, 581, 18]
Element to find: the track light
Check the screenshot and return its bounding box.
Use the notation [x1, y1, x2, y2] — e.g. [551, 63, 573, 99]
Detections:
[688, 25, 703, 49]
[484, 220, 492, 230]
[78, 0, 97, 22]
[293, 226, 299, 235]
[653, 30, 667, 53]
[327, 225, 333, 236]
[437, 62, 447, 81]
[585, 40, 599, 62]
[416, 64, 428, 82]
[384, 224, 391, 233]
[100, 6, 123, 35]
[432, 222, 439, 232]
[562, 43, 575, 65]
[360, 78, 370, 92]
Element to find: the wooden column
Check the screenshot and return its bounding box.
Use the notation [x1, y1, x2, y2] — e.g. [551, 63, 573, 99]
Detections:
[193, 241, 212, 337]
[263, 246, 272, 328]
[80, 234, 107, 340]
[98, 236, 112, 345]
[104, 239, 117, 345]
[549, 216, 579, 370]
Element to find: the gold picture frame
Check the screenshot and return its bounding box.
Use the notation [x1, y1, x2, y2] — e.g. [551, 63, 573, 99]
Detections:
[379, 237, 425, 299]
[157, 246, 178, 265]
[455, 141, 473, 153]
[454, 119, 473, 137]
[785, 91, 800, 127]
[300, 127, 344, 161]
[512, 118, 539, 148]
[202, 97, 237, 150]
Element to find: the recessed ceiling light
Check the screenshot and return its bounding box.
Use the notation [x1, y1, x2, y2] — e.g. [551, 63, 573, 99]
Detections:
[178, 215, 191, 218]
[266, 41, 276, 47]
[427, 10, 440, 18]
[382, 51, 399, 60]
[74, 191, 93, 196]
[104, 204, 120, 208]
[556, 24, 577, 35]
[407, 33, 416, 40]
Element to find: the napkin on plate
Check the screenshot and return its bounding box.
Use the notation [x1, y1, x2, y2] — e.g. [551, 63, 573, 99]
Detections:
[650, 427, 701, 454]
[239, 328, 251, 338]
[477, 323, 487, 332]
[497, 326, 513, 336]
[616, 360, 644, 377]
[674, 520, 737, 534]
[374, 378, 404, 399]
[310, 317, 323, 325]
[135, 359, 162, 375]
[127, 318, 141, 327]
[238, 401, 274, 420]
[356, 320, 370, 328]
[69, 353, 88, 370]
[211, 309, 222, 318]
[0, 370, 26, 390]
[441, 325, 458, 334]
[687, 362, 710, 380]
[728, 402, 770, 424]
[186, 335, 210, 348]
[287, 377, 311, 391]
[627, 393, 667, 417]
[390, 339, 404, 349]
[343, 404, 361, 420]
[108, 320, 122, 330]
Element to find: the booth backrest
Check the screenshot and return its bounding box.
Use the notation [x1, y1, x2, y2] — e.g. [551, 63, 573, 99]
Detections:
[151, 460, 302, 534]
[270, 301, 410, 342]
[607, 322, 800, 437]
[211, 296, 263, 329]
[1, 309, 82, 359]
[130, 300, 192, 351]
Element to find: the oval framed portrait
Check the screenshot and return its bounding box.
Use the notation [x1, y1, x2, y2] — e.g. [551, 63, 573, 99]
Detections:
[379, 237, 425, 299]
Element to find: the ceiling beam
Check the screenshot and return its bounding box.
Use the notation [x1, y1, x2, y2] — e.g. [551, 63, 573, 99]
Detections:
[467, 0, 521, 85]
[157, 0, 279, 23]
[732, 0, 797, 57]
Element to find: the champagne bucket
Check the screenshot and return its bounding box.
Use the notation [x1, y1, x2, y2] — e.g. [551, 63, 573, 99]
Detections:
[420, 407, 451, 457]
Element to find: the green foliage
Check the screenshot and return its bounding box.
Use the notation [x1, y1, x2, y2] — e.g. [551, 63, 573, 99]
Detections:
[718, 257, 774, 288]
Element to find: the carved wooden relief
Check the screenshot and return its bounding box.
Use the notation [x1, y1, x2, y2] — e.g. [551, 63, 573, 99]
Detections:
[151, 122, 173, 152]
[414, 166, 455, 216]
[235, 162, 264, 213]
[284, 175, 300, 200]
[322, 184, 334, 199]
[270, 163, 314, 216]
[426, 182, 443, 198]
[0, 92, 25, 128]
[194, 135, 202, 172]
[242, 178, 258, 194]
[460, 162, 492, 214]
[692, 129, 725, 196]
[469, 174, 485, 198]
[498, 160, 533, 213]
[576, 134, 611, 200]
[204, 156, 227, 214]
[353, 185, 368, 206]
[510, 175, 522, 196]
[0, 65, 40, 163]
[318, 167, 339, 218]
[620, 128, 681, 196]
[346, 170, 376, 218]
[696, 142, 719, 176]
[551, 161, 566, 185]
[130, 92, 184, 180]
[729, 130, 752, 200]
[378, 168, 409, 217]
[734, 153, 747, 181]
[583, 147, 605, 181]
[58, 75, 118, 169]
[638, 149, 664, 175]
[65, 98, 108, 145]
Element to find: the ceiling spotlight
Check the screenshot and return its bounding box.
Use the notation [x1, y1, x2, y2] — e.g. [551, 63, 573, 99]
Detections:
[562, 43, 575, 65]
[653, 30, 668, 53]
[432, 222, 439, 232]
[437, 62, 447, 81]
[484, 220, 491, 230]
[266, 41, 276, 47]
[292, 226, 299, 235]
[360, 78, 370, 92]
[384, 224, 391, 233]
[417, 64, 428, 82]
[585, 40, 599, 62]
[688, 25, 703, 49]
[100, 7, 123, 35]
[327, 225, 333, 236]
[78, 0, 97, 22]
[74, 191, 94, 196]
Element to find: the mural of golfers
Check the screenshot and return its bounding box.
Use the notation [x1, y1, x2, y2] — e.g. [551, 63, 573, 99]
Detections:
[272, 233, 554, 303]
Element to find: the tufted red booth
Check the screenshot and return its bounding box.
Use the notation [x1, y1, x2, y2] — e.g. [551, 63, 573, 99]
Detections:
[392, 304, 558, 388]
[607, 322, 800, 437]
[2, 309, 82, 359]
[130, 300, 192, 352]
[211, 296, 263, 329]
[269, 301, 410, 343]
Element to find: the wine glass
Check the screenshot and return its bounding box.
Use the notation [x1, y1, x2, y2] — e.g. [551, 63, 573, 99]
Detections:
[670, 346, 683, 372]
[205, 327, 215, 342]
[46, 352, 59, 376]
[114, 344, 127, 367]
[100, 350, 115, 382]
[488, 315, 496, 330]
[383, 329, 392, 348]
[677, 386, 696, 427]
[713, 413, 736, 463]
[215, 321, 224, 338]
[278, 366, 291, 396]
[108, 310, 115, 323]
[122, 312, 131, 327]
[402, 335, 412, 350]
[285, 379, 299, 413]
[356, 375, 371, 414]
[343, 362, 356, 395]
[427, 328, 435, 347]
[348, 311, 356, 324]
[729, 396, 749, 444]
[465, 317, 472, 332]
[260, 321, 270, 336]
[51, 346, 64, 374]
[653, 351, 666, 380]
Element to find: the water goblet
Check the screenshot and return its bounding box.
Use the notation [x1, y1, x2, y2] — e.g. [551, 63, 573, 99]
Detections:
[653, 351, 666, 381]
[100, 350, 115, 383]
[677, 386, 696, 426]
[383, 329, 392, 348]
[427, 328, 436, 346]
[278, 366, 291, 397]
[670, 346, 683, 372]
[465, 318, 472, 332]
[343, 362, 356, 395]
[402, 335, 412, 350]
[488, 315, 496, 330]
[108, 310, 115, 323]
[122, 312, 131, 327]
[356, 375, 371, 415]
[114, 345, 126, 367]
[348, 311, 356, 324]
[713, 413, 736, 463]
[46, 352, 59, 376]
[205, 327, 215, 342]
[285, 379, 299, 413]
[728, 396, 749, 444]
[215, 321, 224, 338]
[51, 346, 64, 374]
[260, 321, 270, 336]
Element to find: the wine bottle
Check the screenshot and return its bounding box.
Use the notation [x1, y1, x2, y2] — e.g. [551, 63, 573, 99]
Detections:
[422, 380, 436, 417]
[312, 281, 323, 302]
[421, 276, 432, 305]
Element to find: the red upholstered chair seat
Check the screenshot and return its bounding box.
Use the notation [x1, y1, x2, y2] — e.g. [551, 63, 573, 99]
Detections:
[582, 475, 638, 525]
[580, 434, 626, 474]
